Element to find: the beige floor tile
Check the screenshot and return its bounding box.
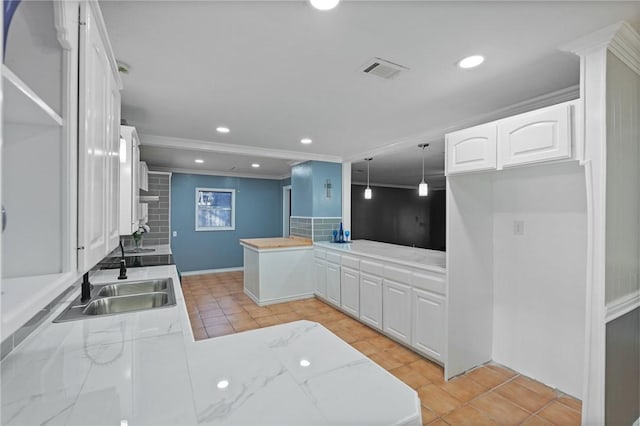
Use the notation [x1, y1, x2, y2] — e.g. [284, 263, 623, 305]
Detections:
[443, 404, 499, 426]
[427, 420, 448, 426]
[351, 340, 379, 356]
[439, 374, 489, 402]
[512, 376, 558, 400]
[387, 345, 422, 364]
[245, 306, 274, 318]
[390, 365, 432, 389]
[486, 364, 517, 379]
[537, 401, 581, 426]
[417, 384, 463, 416]
[421, 406, 439, 425]
[199, 308, 226, 319]
[255, 315, 283, 327]
[230, 319, 260, 332]
[192, 327, 208, 341]
[470, 392, 530, 425]
[520, 415, 554, 425]
[205, 323, 235, 337]
[557, 395, 582, 412]
[466, 366, 511, 389]
[369, 352, 405, 371]
[408, 359, 445, 385]
[367, 335, 400, 351]
[495, 380, 555, 413]
[202, 316, 232, 328]
[189, 316, 204, 330]
[221, 305, 245, 315]
[225, 312, 253, 323]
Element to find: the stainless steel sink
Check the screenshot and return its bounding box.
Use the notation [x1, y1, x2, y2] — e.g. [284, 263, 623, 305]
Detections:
[83, 292, 170, 315]
[54, 278, 176, 322]
[97, 279, 169, 297]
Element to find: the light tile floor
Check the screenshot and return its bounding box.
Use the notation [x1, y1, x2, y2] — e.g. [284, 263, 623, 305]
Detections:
[182, 272, 582, 426]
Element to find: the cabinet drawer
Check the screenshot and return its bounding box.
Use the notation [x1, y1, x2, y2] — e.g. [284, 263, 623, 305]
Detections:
[326, 251, 341, 264]
[341, 255, 360, 269]
[412, 271, 446, 295]
[361, 260, 383, 276]
[313, 249, 326, 259]
[384, 265, 411, 284]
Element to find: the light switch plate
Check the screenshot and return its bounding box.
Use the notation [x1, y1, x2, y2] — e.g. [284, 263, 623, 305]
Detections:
[513, 220, 525, 236]
[172, 231, 177, 237]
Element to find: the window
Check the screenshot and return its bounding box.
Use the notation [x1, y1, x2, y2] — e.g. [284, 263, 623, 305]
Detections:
[195, 188, 235, 231]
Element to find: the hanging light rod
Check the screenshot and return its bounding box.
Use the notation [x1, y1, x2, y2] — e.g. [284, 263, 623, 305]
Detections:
[364, 158, 373, 200]
[418, 144, 429, 197]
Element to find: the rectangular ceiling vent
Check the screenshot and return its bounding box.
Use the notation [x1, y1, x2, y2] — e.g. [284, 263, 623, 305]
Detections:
[361, 58, 409, 80]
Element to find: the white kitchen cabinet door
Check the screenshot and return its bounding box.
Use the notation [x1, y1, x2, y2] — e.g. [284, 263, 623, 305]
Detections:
[106, 73, 121, 250]
[326, 262, 341, 307]
[119, 125, 140, 235]
[313, 258, 327, 298]
[77, 2, 116, 273]
[499, 102, 573, 168]
[139, 161, 149, 191]
[359, 272, 383, 330]
[446, 123, 497, 175]
[340, 266, 360, 316]
[412, 288, 445, 362]
[383, 279, 412, 344]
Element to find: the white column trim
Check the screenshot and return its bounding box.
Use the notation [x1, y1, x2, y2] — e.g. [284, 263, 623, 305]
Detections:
[605, 290, 640, 323]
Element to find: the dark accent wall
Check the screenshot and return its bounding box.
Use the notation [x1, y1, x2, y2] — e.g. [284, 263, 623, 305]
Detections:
[606, 307, 640, 426]
[351, 185, 446, 250]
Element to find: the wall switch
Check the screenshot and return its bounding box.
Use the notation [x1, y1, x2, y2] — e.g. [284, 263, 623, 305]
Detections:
[513, 220, 525, 236]
[172, 231, 177, 237]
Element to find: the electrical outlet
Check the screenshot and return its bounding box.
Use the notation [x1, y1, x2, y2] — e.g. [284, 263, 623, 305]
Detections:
[172, 231, 177, 237]
[513, 220, 525, 236]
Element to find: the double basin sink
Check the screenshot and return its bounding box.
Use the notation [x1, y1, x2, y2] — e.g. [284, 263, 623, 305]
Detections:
[54, 278, 176, 322]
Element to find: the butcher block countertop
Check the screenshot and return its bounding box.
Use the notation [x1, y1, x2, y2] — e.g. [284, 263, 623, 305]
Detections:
[239, 236, 313, 250]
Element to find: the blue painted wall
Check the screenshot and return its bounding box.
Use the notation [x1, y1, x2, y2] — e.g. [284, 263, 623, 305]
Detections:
[171, 173, 283, 272]
[291, 161, 341, 217]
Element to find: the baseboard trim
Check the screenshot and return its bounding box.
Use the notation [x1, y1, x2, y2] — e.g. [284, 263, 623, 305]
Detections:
[243, 289, 315, 306]
[606, 289, 640, 323]
[181, 267, 244, 276]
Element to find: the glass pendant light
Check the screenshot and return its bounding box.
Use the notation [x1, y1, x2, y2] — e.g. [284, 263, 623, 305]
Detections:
[418, 144, 429, 197]
[364, 158, 373, 199]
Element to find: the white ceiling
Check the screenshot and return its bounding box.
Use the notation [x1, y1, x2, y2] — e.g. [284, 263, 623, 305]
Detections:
[101, 1, 640, 183]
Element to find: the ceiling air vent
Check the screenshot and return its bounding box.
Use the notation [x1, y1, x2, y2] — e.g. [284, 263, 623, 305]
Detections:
[361, 58, 409, 80]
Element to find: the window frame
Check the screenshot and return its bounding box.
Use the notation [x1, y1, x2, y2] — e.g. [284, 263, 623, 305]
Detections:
[195, 187, 236, 231]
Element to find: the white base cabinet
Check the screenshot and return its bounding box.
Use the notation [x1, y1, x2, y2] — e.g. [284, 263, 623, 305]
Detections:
[340, 266, 360, 316]
[382, 280, 412, 344]
[412, 288, 445, 362]
[326, 262, 341, 307]
[313, 258, 327, 298]
[359, 272, 383, 330]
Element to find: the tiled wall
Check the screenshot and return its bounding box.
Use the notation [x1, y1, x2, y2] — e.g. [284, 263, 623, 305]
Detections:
[122, 172, 171, 248]
[290, 217, 342, 242]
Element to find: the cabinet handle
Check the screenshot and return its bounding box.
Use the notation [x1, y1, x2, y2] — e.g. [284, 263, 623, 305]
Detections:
[77, 246, 85, 250]
[1, 205, 6, 232]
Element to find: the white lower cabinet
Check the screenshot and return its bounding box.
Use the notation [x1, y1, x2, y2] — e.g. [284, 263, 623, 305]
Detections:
[326, 262, 341, 307]
[340, 266, 360, 316]
[412, 288, 445, 362]
[313, 258, 327, 298]
[359, 272, 382, 330]
[383, 279, 412, 344]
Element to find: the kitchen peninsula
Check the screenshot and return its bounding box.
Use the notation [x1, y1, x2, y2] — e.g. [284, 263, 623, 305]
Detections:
[240, 237, 314, 306]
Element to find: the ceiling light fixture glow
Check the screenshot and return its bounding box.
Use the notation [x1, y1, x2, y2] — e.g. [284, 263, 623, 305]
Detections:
[364, 158, 373, 200]
[251, 163, 260, 168]
[300, 359, 311, 367]
[195, 159, 204, 164]
[458, 55, 485, 69]
[216, 126, 230, 133]
[300, 138, 313, 145]
[217, 380, 229, 389]
[309, 0, 340, 11]
[418, 144, 429, 197]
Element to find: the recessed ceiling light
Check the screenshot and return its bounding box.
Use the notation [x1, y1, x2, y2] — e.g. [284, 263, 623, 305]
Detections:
[458, 55, 485, 69]
[251, 163, 260, 168]
[300, 138, 312, 145]
[300, 359, 311, 367]
[216, 126, 230, 133]
[217, 380, 229, 389]
[309, 0, 340, 11]
[195, 159, 204, 164]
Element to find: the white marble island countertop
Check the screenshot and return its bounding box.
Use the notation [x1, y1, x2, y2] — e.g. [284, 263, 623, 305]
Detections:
[1, 265, 421, 425]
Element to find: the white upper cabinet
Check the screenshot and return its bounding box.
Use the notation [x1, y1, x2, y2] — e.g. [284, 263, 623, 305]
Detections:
[77, 1, 122, 273]
[499, 103, 573, 168]
[446, 123, 497, 175]
[446, 100, 577, 175]
[139, 161, 149, 191]
[119, 125, 140, 235]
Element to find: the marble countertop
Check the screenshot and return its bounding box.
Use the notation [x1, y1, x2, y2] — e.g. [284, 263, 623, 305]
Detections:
[240, 237, 313, 250]
[1, 264, 421, 425]
[315, 240, 446, 273]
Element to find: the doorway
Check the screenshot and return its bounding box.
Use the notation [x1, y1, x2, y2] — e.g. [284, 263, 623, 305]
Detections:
[283, 185, 291, 237]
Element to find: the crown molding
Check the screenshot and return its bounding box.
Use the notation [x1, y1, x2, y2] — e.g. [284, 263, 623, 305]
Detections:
[152, 166, 290, 181]
[139, 134, 342, 163]
[343, 85, 579, 162]
[561, 21, 640, 75]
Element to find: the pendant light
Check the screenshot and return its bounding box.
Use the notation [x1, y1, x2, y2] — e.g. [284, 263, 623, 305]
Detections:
[418, 144, 429, 197]
[364, 158, 373, 200]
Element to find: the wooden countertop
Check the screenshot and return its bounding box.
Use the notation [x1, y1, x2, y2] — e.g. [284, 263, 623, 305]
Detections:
[239, 237, 313, 250]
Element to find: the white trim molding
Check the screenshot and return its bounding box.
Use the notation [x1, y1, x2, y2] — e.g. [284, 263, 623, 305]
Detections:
[153, 166, 290, 181]
[181, 267, 244, 276]
[140, 134, 342, 163]
[605, 290, 640, 323]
